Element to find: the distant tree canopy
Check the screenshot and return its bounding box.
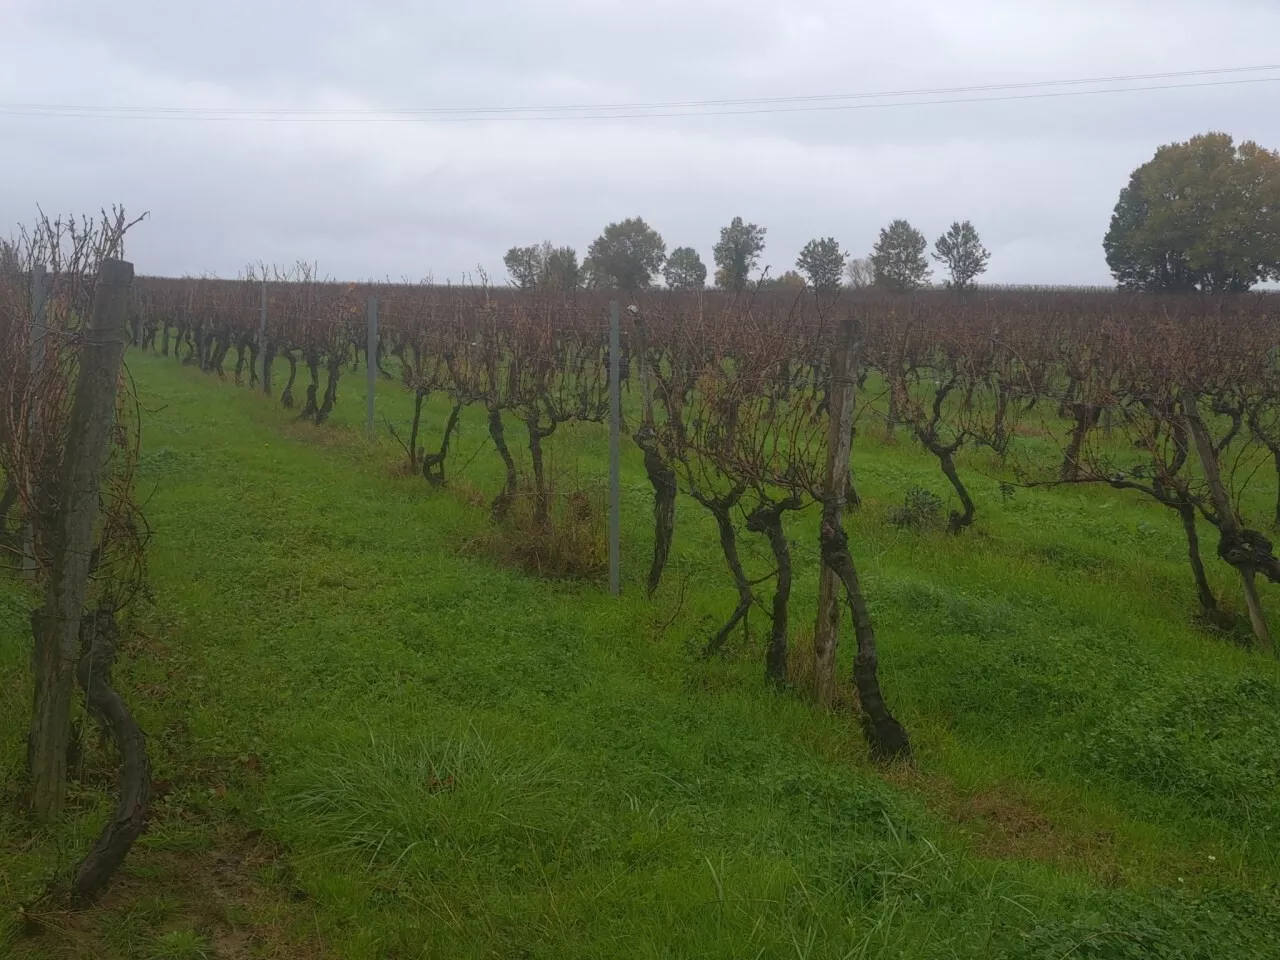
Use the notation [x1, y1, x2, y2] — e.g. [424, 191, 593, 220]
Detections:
[663, 246, 708, 290]
[871, 220, 931, 291]
[932, 221, 990, 291]
[1104, 132, 1280, 292]
[503, 242, 581, 291]
[713, 217, 767, 293]
[543, 245, 581, 291]
[503, 245, 542, 289]
[757, 270, 807, 291]
[796, 237, 847, 292]
[584, 217, 667, 291]
[844, 256, 874, 289]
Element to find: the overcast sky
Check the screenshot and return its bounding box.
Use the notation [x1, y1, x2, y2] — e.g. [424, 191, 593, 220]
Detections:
[2, 0, 1278, 285]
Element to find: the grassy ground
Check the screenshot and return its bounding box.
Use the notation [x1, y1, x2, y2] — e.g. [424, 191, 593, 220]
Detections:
[2, 350, 1280, 958]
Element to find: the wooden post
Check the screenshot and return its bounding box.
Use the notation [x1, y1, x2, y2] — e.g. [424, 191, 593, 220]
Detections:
[366, 297, 378, 439]
[129, 282, 141, 345]
[609, 300, 621, 597]
[23, 264, 48, 581]
[813, 315, 856, 707]
[29, 258, 134, 823]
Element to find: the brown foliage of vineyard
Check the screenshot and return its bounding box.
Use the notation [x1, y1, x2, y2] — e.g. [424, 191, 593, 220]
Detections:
[127, 275, 1280, 758]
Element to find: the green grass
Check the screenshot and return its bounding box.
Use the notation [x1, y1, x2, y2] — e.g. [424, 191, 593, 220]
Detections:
[3, 350, 1280, 958]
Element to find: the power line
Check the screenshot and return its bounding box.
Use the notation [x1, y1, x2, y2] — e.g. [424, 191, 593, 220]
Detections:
[6, 63, 1278, 117]
[3, 66, 1278, 124]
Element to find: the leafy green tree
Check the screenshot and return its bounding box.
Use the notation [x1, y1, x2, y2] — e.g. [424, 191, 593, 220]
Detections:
[932, 221, 990, 291]
[584, 217, 667, 291]
[503, 242, 581, 290]
[713, 216, 767, 292]
[758, 270, 807, 291]
[542, 244, 581, 291]
[796, 237, 847, 292]
[1103, 133, 1280, 291]
[503, 245, 542, 289]
[663, 246, 707, 289]
[870, 220, 931, 291]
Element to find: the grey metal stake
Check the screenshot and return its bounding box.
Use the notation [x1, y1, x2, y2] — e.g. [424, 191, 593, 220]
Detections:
[609, 300, 621, 596]
[366, 296, 378, 439]
[23, 264, 48, 579]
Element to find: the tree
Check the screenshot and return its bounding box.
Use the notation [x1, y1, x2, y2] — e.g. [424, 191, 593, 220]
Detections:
[713, 217, 767, 293]
[583, 217, 666, 291]
[870, 220, 931, 291]
[504, 243, 581, 291]
[542, 244, 581, 291]
[663, 246, 708, 289]
[932, 221, 990, 291]
[503, 245, 542, 289]
[796, 237, 847, 292]
[844, 257, 874, 289]
[758, 270, 807, 291]
[1103, 133, 1280, 292]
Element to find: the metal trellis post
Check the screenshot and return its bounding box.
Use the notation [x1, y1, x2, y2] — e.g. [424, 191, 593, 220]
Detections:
[609, 300, 621, 596]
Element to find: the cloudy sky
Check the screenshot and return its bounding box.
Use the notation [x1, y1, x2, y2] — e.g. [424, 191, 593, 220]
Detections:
[2, 0, 1278, 285]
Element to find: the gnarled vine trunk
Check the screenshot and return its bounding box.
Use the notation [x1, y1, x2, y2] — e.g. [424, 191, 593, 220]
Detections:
[524, 419, 557, 526]
[692, 486, 751, 658]
[261, 340, 276, 396]
[281, 350, 298, 408]
[233, 336, 248, 386]
[1060, 400, 1101, 483]
[423, 402, 464, 487]
[407, 388, 427, 469]
[1273, 448, 1280, 529]
[70, 607, 150, 906]
[747, 498, 801, 688]
[933, 443, 975, 533]
[299, 353, 320, 421]
[819, 503, 912, 761]
[489, 408, 518, 520]
[0, 478, 17, 548]
[1178, 500, 1220, 618]
[246, 337, 260, 388]
[1182, 390, 1277, 653]
[315, 355, 342, 424]
[632, 421, 677, 596]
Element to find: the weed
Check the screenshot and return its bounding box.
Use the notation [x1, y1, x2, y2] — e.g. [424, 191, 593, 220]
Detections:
[146, 930, 209, 960]
[886, 485, 945, 529]
[465, 479, 607, 581]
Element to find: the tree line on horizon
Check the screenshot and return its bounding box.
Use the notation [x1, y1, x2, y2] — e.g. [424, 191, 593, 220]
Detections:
[503, 132, 1280, 297]
[503, 215, 989, 296]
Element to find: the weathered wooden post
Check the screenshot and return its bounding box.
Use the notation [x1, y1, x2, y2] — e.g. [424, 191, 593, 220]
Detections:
[22, 264, 48, 581]
[29, 258, 133, 823]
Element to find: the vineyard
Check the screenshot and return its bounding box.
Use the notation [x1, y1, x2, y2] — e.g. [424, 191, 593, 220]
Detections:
[131, 275, 1280, 688]
[5, 249, 1280, 956]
